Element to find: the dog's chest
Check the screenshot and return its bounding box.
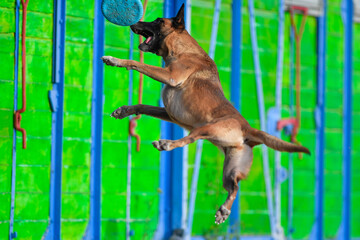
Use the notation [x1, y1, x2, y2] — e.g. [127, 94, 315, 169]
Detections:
[161, 85, 195, 126]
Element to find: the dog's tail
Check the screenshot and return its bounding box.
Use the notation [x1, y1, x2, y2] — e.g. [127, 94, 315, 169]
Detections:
[246, 128, 310, 155]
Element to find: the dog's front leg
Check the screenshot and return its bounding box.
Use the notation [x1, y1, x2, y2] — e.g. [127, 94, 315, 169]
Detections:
[111, 104, 173, 122]
[101, 56, 176, 86]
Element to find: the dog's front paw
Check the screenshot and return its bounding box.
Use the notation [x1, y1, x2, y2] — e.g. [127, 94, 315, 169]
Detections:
[110, 106, 131, 119]
[152, 139, 174, 151]
[215, 205, 231, 224]
[101, 56, 132, 69]
[101, 56, 118, 66]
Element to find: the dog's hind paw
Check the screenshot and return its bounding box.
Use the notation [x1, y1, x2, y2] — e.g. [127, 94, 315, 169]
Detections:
[215, 205, 231, 224]
[111, 106, 131, 119]
[152, 139, 174, 151]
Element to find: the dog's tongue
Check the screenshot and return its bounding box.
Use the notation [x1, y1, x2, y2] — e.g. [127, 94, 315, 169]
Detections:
[145, 36, 152, 44]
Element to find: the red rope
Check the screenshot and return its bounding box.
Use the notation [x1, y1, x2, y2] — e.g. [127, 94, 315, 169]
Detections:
[14, 0, 29, 149]
[129, 0, 148, 152]
[287, 6, 308, 147]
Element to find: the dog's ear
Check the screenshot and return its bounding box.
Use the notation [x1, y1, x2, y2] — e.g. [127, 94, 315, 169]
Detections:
[173, 3, 185, 30]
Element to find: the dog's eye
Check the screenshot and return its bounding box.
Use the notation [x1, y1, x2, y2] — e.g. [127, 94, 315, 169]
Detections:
[154, 18, 164, 24]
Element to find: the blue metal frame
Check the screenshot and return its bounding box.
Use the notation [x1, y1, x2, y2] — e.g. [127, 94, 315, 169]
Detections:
[248, 0, 275, 236]
[9, 1, 21, 239]
[310, 2, 327, 239]
[338, 0, 353, 239]
[229, 0, 242, 236]
[83, 0, 105, 239]
[44, 0, 66, 239]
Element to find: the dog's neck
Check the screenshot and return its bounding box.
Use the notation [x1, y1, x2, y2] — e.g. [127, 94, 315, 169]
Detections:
[159, 30, 207, 62]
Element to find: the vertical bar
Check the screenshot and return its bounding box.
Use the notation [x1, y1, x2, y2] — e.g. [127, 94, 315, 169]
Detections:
[185, 0, 191, 33]
[208, 0, 221, 60]
[340, 0, 353, 239]
[312, 1, 327, 239]
[86, 0, 105, 238]
[154, 120, 172, 239]
[47, 0, 66, 238]
[171, 125, 185, 230]
[287, 27, 295, 240]
[9, 0, 21, 239]
[229, 0, 242, 237]
[248, 0, 276, 236]
[274, 0, 285, 237]
[126, 31, 134, 240]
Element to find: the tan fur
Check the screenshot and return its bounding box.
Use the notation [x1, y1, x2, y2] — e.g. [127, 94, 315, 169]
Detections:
[102, 6, 310, 224]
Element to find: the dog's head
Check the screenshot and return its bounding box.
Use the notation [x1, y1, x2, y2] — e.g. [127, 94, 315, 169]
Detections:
[130, 4, 185, 54]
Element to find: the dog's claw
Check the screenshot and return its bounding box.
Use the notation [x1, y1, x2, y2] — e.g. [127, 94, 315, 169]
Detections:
[111, 106, 130, 119]
[215, 205, 231, 224]
[152, 139, 174, 151]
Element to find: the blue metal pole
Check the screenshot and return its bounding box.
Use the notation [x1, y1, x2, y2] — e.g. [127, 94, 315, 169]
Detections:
[339, 0, 353, 239]
[154, 119, 172, 239]
[311, 1, 326, 239]
[126, 31, 135, 240]
[287, 27, 295, 240]
[229, 0, 242, 237]
[274, 0, 285, 238]
[45, 0, 66, 239]
[84, 0, 105, 238]
[9, 1, 21, 239]
[248, 0, 275, 237]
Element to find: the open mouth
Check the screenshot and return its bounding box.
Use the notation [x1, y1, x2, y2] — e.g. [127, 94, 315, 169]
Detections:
[132, 28, 154, 45]
[141, 30, 154, 44]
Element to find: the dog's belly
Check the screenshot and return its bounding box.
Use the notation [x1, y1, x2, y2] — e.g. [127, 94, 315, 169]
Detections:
[161, 86, 200, 129]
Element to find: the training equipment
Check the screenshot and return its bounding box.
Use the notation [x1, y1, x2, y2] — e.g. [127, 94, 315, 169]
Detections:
[101, 0, 143, 26]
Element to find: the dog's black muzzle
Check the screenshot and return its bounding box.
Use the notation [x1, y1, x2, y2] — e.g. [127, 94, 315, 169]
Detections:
[130, 22, 160, 52]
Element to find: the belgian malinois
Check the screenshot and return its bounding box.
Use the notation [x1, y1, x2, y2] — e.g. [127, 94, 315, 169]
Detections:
[101, 4, 310, 224]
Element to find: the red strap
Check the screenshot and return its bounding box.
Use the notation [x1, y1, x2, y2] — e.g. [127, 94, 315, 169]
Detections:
[129, 116, 141, 152]
[14, 0, 29, 149]
[129, 0, 148, 152]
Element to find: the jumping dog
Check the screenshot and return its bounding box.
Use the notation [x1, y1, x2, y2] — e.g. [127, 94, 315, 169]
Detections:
[101, 4, 310, 224]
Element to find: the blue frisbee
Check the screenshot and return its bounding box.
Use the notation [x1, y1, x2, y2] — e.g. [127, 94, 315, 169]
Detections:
[101, 0, 143, 26]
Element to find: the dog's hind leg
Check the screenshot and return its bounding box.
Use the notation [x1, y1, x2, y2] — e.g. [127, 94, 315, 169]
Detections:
[111, 104, 173, 122]
[215, 145, 253, 224]
[152, 117, 241, 151]
[151, 121, 219, 151]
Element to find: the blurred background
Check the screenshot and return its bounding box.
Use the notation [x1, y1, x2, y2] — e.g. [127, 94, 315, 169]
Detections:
[0, 0, 359, 239]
